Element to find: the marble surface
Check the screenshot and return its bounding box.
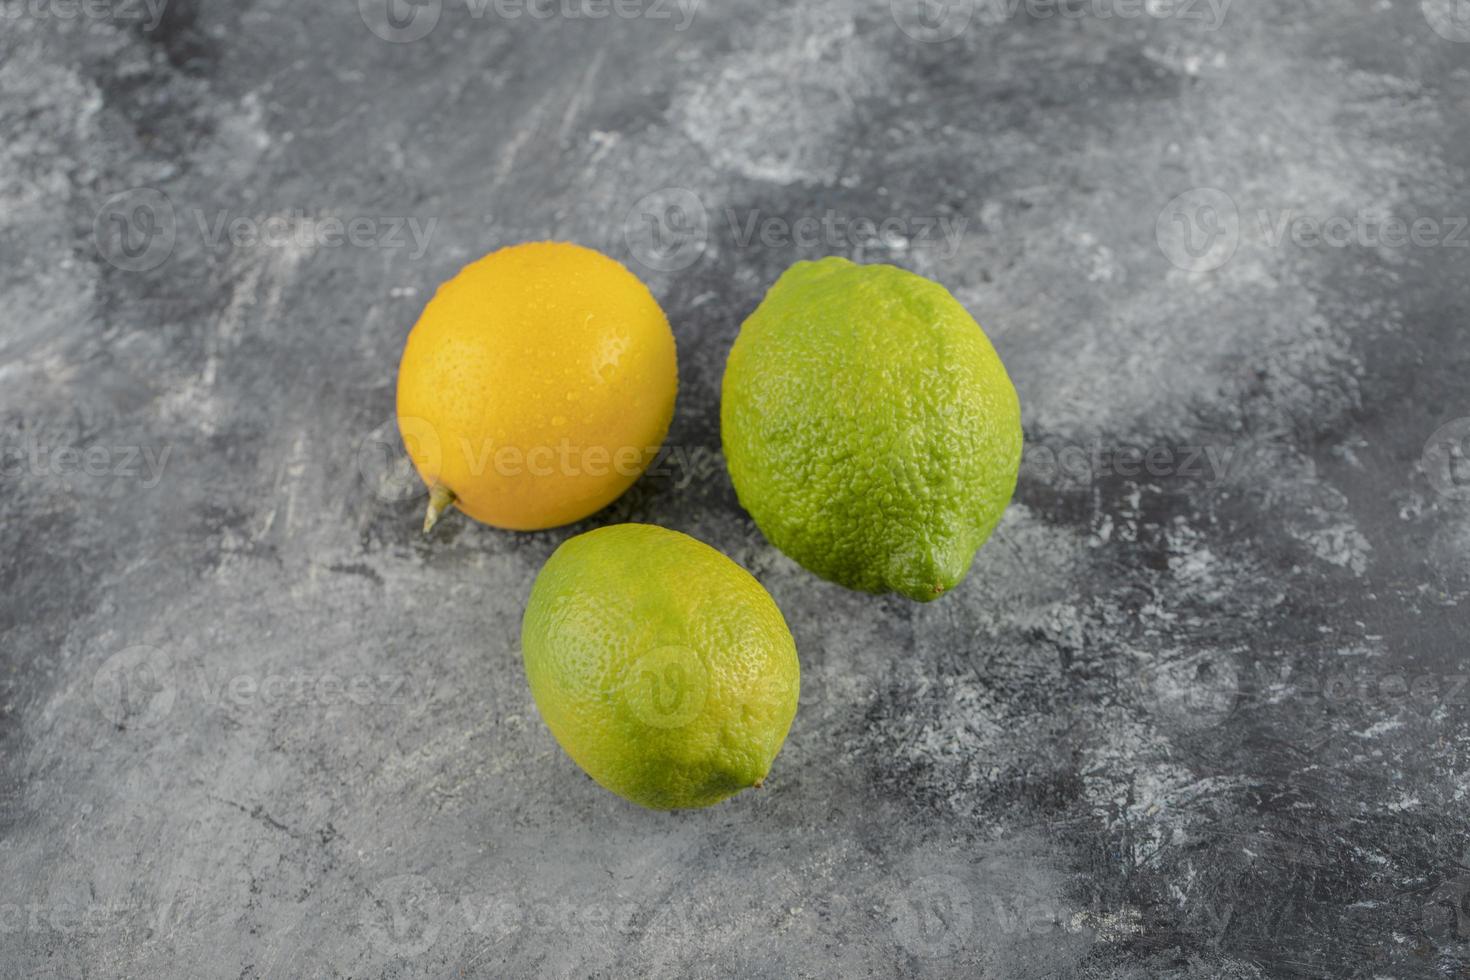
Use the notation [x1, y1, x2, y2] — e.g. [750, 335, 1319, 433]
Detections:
[2, 0, 1469, 976]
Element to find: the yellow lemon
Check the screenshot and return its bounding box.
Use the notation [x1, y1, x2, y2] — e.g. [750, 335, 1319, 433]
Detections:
[396, 241, 678, 531]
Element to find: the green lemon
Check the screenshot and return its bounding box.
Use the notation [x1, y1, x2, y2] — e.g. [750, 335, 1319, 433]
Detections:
[721, 257, 1022, 602]
[521, 523, 800, 810]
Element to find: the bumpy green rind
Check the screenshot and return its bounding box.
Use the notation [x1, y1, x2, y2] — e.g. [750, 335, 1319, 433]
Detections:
[521, 524, 800, 810]
[721, 257, 1023, 602]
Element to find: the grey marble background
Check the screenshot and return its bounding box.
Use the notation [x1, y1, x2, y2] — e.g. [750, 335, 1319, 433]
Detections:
[3, 0, 1470, 976]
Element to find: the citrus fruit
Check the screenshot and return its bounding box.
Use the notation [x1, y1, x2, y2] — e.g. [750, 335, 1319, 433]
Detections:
[521, 524, 800, 810]
[721, 257, 1022, 602]
[396, 241, 678, 532]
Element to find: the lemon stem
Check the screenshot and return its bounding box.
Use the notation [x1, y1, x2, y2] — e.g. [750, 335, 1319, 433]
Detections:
[423, 484, 456, 534]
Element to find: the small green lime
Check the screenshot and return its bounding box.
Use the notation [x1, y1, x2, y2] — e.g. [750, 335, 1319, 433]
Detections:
[521, 524, 800, 810]
[721, 257, 1022, 602]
